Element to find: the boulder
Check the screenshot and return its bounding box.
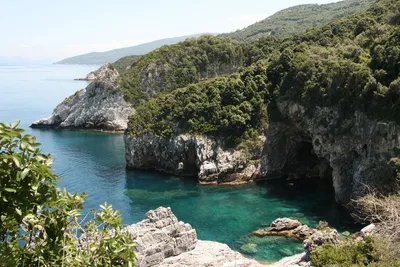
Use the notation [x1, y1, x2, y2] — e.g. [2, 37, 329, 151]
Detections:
[252, 218, 314, 241]
[303, 227, 340, 254]
[124, 207, 197, 267]
[360, 223, 376, 239]
[123, 207, 263, 267]
[271, 218, 302, 231]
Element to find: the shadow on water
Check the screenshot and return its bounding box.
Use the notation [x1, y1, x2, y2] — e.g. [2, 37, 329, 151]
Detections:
[258, 178, 361, 232]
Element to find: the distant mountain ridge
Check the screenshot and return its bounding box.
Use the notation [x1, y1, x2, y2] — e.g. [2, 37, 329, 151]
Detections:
[56, 0, 374, 65]
[56, 34, 211, 65]
[220, 0, 374, 41]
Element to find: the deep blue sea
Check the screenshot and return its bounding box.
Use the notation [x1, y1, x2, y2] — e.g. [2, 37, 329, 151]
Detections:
[0, 65, 358, 262]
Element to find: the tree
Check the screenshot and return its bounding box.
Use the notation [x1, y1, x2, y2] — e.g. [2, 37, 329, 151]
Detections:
[0, 121, 136, 266]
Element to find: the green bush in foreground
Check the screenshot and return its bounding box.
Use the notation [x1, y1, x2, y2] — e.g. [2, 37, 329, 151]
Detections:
[0, 121, 136, 266]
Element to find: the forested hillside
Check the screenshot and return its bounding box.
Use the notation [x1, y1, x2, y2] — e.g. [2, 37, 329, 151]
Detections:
[221, 0, 374, 41]
[118, 35, 261, 105]
[113, 55, 141, 73]
[126, 0, 400, 145]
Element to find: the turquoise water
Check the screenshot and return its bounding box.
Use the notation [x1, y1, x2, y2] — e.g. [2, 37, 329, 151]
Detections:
[0, 65, 358, 262]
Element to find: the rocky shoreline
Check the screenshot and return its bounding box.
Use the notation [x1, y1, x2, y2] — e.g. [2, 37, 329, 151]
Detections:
[31, 63, 400, 206]
[124, 102, 400, 205]
[118, 206, 263, 267]
[31, 64, 135, 131]
[115, 207, 376, 267]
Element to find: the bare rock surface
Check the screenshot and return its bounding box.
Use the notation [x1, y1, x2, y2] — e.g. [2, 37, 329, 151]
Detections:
[160, 240, 264, 267]
[125, 207, 263, 267]
[303, 227, 340, 255]
[31, 64, 135, 131]
[267, 253, 309, 267]
[125, 134, 263, 184]
[253, 218, 314, 241]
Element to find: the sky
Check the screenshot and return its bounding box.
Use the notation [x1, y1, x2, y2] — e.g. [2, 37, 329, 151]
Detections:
[0, 0, 340, 62]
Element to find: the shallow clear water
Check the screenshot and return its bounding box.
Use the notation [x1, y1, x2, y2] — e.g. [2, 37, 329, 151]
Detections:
[0, 65, 358, 262]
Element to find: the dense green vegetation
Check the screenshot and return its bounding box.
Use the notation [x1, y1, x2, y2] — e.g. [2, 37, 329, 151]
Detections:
[221, 0, 374, 41]
[0, 122, 136, 266]
[127, 61, 269, 144]
[113, 55, 141, 73]
[119, 35, 261, 105]
[127, 0, 400, 147]
[56, 34, 206, 65]
[311, 236, 400, 267]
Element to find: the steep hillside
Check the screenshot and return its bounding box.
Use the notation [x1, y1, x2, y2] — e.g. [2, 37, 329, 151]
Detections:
[119, 35, 260, 105]
[221, 0, 374, 42]
[113, 55, 141, 73]
[125, 0, 400, 203]
[56, 34, 208, 65]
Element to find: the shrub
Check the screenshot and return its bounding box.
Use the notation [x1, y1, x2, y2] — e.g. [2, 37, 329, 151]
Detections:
[0, 121, 136, 266]
[310, 236, 400, 267]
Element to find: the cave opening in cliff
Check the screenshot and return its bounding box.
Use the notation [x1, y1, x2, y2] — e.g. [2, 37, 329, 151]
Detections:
[283, 138, 333, 181]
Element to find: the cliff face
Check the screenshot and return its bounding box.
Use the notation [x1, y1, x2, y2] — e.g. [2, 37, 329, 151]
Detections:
[124, 100, 400, 204]
[31, 64, 135, 131]
[261, 101, 400, 204]
[124, 134, 262, 184]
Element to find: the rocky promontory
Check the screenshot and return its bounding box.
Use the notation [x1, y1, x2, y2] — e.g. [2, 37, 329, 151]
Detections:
[122, 207, 263, 267]
[31, 64, 135, 131]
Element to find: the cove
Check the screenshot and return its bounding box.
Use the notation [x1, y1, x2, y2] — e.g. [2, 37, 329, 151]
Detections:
[0, 65, 358, 262]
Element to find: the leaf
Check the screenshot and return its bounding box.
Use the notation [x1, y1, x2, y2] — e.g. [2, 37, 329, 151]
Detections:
[12, 156, 21, 168]
[4, 188, 16, 193]
[11, 121, 20, 129]
[16, 208, 22, 216]
[21, 168, 30, 179]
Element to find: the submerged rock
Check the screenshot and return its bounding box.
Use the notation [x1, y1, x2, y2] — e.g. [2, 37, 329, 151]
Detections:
[31, 64, 135, 131]
[240, 243, 258, 254]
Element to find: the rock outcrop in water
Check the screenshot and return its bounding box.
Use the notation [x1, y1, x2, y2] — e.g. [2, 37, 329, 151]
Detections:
[125, 100, 400, 204]
[31, 64, 135, 131]
[122, 207, 262, 267]
[252, 218, 314, 241]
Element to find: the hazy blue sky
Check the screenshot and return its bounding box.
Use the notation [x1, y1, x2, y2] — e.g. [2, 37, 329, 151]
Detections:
[1, 0, 340, 61]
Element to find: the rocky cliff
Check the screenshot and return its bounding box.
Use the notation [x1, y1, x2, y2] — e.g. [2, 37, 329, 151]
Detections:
[260, 101, 400, 204]
[31, 64, 135, 131]
[122, 207, 262, 267]
[124, 134, 263, 184]
[125, 100, 400, 204]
